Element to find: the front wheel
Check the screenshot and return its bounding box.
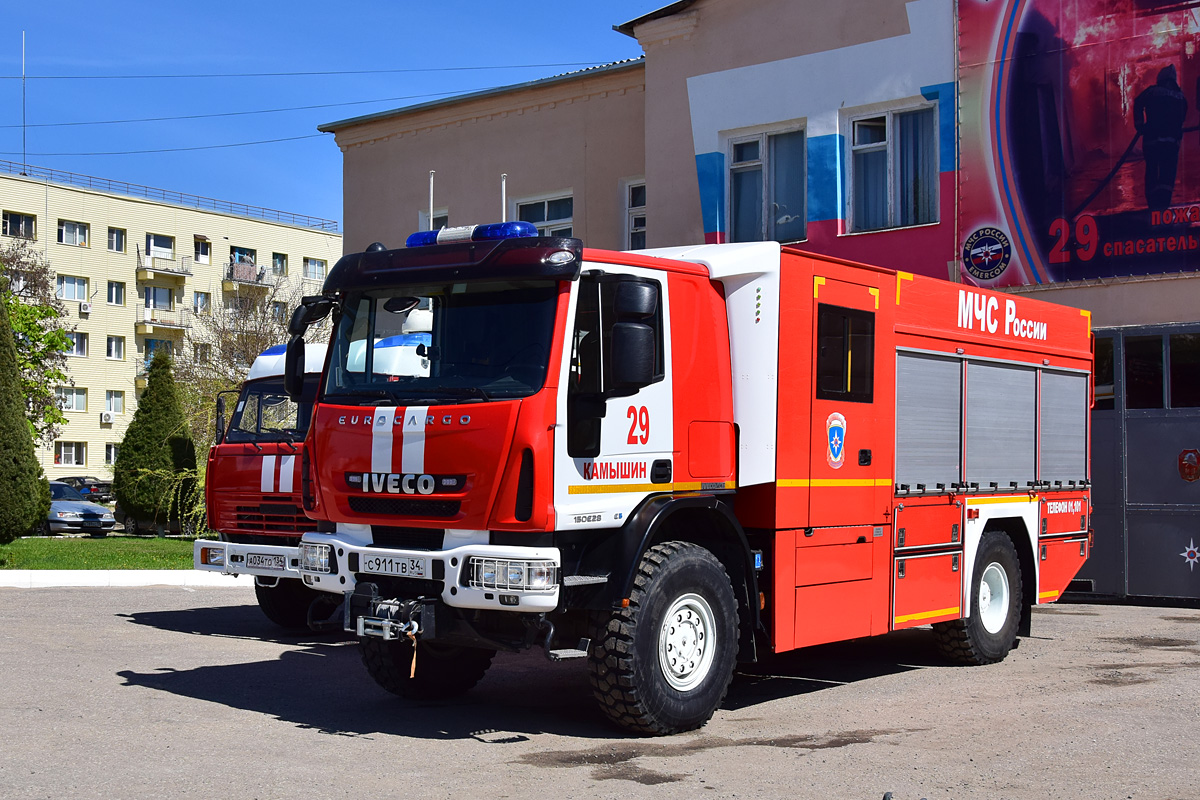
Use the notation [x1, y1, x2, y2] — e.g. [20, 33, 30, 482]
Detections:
[254, 578, 325, 631]
[588, 541, 739, 735]
[361, 638, 495, 700]
[933, 530, 1023, 665]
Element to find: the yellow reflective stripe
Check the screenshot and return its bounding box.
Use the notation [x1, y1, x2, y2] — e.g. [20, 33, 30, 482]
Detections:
[814, 276, 825, 298]
[967, 495, 1040, 505]
[894, 606, 960, 624]
[778, 478, 894, 487]
[1039, 590, 1060, 600]
[896, 271, 914, 304]
[868, 286, 880, 309]
[1080, 308, 1092, 335]
[567, 480, 735, 495]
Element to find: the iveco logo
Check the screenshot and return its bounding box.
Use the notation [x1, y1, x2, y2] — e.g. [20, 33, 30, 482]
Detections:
[345, 472, 464, 495]
[337, 414, 471, 426]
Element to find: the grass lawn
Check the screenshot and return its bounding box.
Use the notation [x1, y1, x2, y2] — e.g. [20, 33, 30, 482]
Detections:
[0, 536, 197, 570]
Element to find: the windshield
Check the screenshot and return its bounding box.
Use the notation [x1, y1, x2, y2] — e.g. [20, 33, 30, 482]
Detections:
[323, 280, 559, 404]
[50, 483, 85, 502]
[226, 376, 316, 443]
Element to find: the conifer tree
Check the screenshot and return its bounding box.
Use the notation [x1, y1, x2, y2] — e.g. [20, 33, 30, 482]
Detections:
[113, 349, 197, 527]
[0, 298, 50, 542]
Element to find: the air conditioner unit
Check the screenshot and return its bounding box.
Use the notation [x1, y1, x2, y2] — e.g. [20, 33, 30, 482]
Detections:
[79, 301, 93, 314]
[100, 411, 114, 424]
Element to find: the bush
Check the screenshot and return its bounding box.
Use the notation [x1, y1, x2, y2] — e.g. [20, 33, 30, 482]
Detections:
[0, 299, 50, 542]
[113, 350, 197, 528]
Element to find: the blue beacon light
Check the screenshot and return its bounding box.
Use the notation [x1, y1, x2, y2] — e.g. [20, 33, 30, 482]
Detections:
[405, 221, 539, 248]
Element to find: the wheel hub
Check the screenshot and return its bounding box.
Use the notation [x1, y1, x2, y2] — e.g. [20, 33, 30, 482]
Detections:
[978, 561, 1010, 635]
[658, 593, 717, 692]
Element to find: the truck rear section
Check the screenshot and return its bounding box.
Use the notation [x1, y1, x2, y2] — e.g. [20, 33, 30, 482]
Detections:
[285, 226, 1092, 734]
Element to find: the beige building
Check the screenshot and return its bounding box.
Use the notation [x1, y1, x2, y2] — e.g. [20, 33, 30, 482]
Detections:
[0, 159, 342, 481]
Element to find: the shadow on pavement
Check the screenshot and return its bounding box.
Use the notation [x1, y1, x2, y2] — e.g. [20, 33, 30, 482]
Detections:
[117, 602, 353, 647]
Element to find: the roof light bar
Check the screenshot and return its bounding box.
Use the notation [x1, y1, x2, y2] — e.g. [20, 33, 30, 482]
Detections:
[405, 221, 539, 248]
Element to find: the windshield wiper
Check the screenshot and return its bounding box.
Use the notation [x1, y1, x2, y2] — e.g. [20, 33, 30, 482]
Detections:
[397, 385, 491, 403]
[321, 390, 398, 406]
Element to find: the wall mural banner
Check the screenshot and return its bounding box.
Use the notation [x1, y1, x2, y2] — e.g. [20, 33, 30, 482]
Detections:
[959, 0, 1200, 286]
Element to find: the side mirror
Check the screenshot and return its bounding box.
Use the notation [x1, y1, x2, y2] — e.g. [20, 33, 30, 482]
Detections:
[614, 280, 658, 320]
[610, 322, 656, 391]
[214, 395, 226, 445]
[284, 336, 305, 400]
[288, 296, 334, 336]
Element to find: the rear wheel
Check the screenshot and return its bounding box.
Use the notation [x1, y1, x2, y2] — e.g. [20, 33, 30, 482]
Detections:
[588, 541, 739, 735]
[933, 530, 1023, 665]
[361, 638, 495, 700]
[254, 578, 325, 631]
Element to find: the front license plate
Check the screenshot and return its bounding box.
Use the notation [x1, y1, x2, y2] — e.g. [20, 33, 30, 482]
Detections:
[361, 554, 427, 578]
[245, 553, 287, 571]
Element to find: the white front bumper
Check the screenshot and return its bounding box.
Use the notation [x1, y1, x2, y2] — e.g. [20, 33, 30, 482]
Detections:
[193, 540, 301, 579]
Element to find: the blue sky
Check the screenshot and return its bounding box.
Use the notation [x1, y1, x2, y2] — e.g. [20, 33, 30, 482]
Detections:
[0, 1, 653, 229]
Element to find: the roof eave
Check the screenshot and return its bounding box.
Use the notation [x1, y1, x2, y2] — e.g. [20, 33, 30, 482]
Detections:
[614, 0, 699, 37]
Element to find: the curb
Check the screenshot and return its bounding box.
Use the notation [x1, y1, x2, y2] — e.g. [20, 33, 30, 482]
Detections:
[0, 570, 253, 589]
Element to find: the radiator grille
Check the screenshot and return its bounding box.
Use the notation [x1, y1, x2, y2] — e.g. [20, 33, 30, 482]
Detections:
[370, 526, 445, 550]
[348, 496, 461, 518]
[231, 497, 318, 535]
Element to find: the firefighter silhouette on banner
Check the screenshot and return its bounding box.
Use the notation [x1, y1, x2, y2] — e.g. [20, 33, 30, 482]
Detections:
[1133, 64, 1187, 211]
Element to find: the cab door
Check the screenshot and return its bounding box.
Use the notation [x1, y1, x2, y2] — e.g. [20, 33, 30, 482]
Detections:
[552, 266, 675, 530]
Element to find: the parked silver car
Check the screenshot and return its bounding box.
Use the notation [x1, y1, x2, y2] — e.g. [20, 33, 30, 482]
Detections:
[43, 482, 116, 537]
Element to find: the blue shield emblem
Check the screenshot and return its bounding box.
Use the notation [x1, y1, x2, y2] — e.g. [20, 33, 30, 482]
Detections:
[826, 413, 847, 469]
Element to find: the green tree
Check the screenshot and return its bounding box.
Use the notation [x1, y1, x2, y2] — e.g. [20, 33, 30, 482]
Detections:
[0, 298, 51, 543]
[0, 239, 72, 444]
[113, 349, 198, 529]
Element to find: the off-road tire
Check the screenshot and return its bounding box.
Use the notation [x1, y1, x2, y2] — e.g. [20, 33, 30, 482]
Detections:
[588, 541, 739, 735]
[933, 530, 1023, 665]
[361, 638, 495, 700]
[254, 578, 325, 631]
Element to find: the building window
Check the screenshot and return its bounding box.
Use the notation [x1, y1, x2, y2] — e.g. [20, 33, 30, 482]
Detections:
[146, 233, 174, 259]
[55, 441, 86, 466]
[303, 257, 326, 281]
[144, 285, 172, 310]
[231, 246, 256, 265]
[849, 104, 938, 232]
[56, 387, 87, 412]
[517, 195, 573, 236]
[105, 390, 124, 414]
[66, 332, 88, 357]
[418, 209, 449, 231]
[193, 291, 210, 315]
[107, 227, 126, 252]
[106, 336, 124, 360]
[58, 220, 89, 247]
[3, 211, 36, 239]
[105, 443, 119, 465]
[272, 252, 288, 276]
[194, 343, 211, 364]
[107, 281, 125, 305]
[194, 236, 211, 265]
[271, 302, 287, 322]
[627, 183, 647, 250]
[729, 129, 806, 243]
[145, 338, 172, 367]
[57, 275, 87, 301]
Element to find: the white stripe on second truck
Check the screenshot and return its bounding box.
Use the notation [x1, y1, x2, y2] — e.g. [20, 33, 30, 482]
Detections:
[258, 454, 301, 493]
[367, 405, 428, 474]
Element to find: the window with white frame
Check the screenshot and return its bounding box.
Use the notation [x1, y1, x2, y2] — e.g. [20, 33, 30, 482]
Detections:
[57, 275, 87, 301]
[144, 285, 172, 310]
[146, 233, 174, 259]
[105, 443, 119, 465]
[271, 302, 287, 322]
[107, 281, 125, 305]
[106, 390, 124, 414]
[728, 129, 807, 243]
[193, 291, 210, 315]
[107, 227, 126, 252]
[194, 236, 211, 265]
[272, 252, 287, 276]
[55, 441, 86, 466]
[57, 220, 89, 247]
[625, 182, 647, 250]
[66, 332, 88, 357]
[418, 209, 449, 231]
[231, 246, 256, 265]
[303, 257, 326, 281]
[848, 104, 938, 232]
[145, 338, 172, 366]
[106, 336, 124, 360]
[3, 211, 35, 239]
[517, 195, 573, 236]
[56, 386, 87, 412]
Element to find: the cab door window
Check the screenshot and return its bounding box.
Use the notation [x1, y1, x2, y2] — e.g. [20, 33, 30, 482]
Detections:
[815, 303, 875, 403]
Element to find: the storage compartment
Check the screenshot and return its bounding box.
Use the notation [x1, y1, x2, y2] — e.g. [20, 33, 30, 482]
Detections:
[1041, 492, 1088, 535]
[892, 552, 962, 630]
[893, 503, 962, 549]
[795, 582, 875, 647]
[1037, 537, 1088, 603]
[795, 540, 873, 586]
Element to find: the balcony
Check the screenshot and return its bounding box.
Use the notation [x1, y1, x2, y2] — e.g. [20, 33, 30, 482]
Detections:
[136, 249, 192, 284]
[222, 259, 271, 291]
[135, 307, 191, 335]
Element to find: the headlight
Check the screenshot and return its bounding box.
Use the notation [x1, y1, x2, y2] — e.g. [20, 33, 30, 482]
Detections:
[469, 557, 557, 591]
[527, 563, 554, 589]
[102, 514, 114, 521]
[299, 543, 331, 574]
[55, 511, 81, 519]
[506, 563, 526, 586]
[198, 546, 225, 567]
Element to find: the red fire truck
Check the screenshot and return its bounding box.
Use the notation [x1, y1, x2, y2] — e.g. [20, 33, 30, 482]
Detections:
[282, 223, 1092, 734]
[194, 344, 331, 629]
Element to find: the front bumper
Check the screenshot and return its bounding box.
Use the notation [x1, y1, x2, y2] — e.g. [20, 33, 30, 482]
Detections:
[193, 540, 301, 579]
[49, 519, 115, 535]
[296, 532, 561, 613]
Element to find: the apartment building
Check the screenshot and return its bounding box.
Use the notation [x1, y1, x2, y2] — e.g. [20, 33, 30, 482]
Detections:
[0, 160, 342, 481]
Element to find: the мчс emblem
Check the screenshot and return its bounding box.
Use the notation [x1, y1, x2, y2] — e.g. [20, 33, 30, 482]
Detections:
[963, 227, 1012, 281]
[826, 412, 847, 469]
[1179, 449, 1199, 482]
